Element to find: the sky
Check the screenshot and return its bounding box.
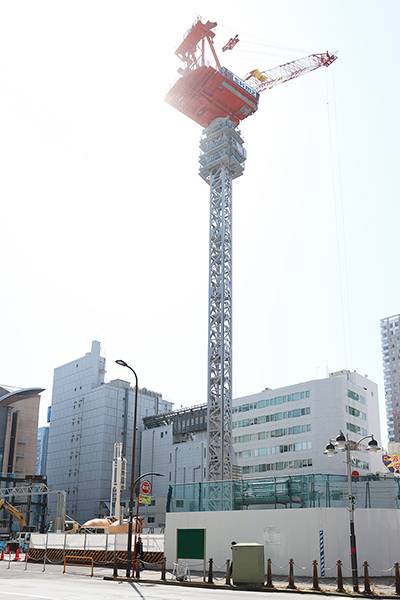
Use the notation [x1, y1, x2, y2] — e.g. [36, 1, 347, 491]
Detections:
[1, 1, 399, 448]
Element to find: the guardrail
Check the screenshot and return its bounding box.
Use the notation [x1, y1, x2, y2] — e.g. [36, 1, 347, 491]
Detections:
[63, 554, 93, 577]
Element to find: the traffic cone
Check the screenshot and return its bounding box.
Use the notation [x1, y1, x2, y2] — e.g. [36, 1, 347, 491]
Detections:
[14, 548, 19, 561]
[0, 548, 4, 560]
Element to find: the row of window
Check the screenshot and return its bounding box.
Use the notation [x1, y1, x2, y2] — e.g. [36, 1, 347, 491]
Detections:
[233, 407, 311, 429]
[237, 441, 312, 459]
[347, 389, 366, 404]
[176, 415, 207, 430]
[346, 405, 366, 420]
[383, 357, 400, 366]
[347, 422, 367, 436]
[233, 424, 311, 444]
[350, 457, 369, 470]
[242, 458, 313, 474]
[233, 391, 310, 414]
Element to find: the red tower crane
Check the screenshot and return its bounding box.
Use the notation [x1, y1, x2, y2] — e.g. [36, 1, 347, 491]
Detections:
[165, 17, 337, 488]
[165, 18, 337, 128]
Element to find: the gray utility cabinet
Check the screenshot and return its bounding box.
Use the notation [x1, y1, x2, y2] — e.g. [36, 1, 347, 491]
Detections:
[232, 542, 265, 587]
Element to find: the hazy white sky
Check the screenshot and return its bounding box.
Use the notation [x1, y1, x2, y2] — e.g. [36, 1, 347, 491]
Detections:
[1, 1, 398, 447]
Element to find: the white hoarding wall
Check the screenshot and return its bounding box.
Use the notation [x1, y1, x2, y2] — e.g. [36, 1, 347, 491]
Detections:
[29, 533, 164, 553]
[165, 508, 400, 577]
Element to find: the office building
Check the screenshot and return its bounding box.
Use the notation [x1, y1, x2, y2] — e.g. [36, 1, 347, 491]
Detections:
[232, 370, 381, 477]
[46, 341, 172, 526]
[36, 426, 49, 476]
[380, 314, 400, 443]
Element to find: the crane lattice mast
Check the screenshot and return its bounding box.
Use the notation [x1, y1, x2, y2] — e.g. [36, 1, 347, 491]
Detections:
[165, 17, 337, 485]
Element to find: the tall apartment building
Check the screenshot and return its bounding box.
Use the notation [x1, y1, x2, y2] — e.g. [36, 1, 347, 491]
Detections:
[141, 370, 383, 508]
[380, 314, 400, 443]
[46, 341, 173, 525]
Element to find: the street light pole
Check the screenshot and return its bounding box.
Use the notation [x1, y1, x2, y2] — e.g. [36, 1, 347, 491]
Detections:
[324, 430, 380, 593]
[131, 471, 164, 568]
[344, 438, 358, 592]
[115, 359, 138, 578]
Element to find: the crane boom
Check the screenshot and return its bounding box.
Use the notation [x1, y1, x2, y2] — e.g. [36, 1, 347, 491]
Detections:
[244, 51, 337, 93]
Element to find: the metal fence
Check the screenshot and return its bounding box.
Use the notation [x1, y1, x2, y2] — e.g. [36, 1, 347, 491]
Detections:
[167, 473, 400, 512]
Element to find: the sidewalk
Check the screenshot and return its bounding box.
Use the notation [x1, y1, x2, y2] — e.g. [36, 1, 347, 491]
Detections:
[0, 554, 398, 596]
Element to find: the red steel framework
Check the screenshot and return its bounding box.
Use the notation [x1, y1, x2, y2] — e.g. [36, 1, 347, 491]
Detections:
[165, 17, 337, 129]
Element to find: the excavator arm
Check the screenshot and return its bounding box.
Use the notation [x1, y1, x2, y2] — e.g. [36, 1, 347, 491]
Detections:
[0, 498, 27, 531]
[244, 51, 337, 93]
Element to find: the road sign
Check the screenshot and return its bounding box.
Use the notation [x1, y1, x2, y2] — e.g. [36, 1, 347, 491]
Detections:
[139, 494, 151, 505]
[140, 479, 152, 495]
[352, 470, 359, 481]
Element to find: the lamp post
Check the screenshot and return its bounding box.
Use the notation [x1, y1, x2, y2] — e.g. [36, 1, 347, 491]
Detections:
[324, 430, 380, 592]
[115, 359, 139, 578]
[132, 471, 164, 567]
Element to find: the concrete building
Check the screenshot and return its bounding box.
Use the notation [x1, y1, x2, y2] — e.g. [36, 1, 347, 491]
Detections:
[141, 370, 383, 508]
[141, 405, 207, 494]
[380, 314, 400, 443]
[46, 341, 172, 526]
[0, 386, 44, 476]
[232, 370, 382, 477]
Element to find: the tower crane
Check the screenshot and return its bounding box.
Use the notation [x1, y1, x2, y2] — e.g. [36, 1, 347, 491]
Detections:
[165, 17, 337, 488]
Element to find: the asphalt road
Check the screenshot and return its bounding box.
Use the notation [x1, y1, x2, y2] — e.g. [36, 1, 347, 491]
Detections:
[0, 561, 318, 600]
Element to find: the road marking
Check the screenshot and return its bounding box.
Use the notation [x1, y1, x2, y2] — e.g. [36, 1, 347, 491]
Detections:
[2, 592, 59, 599]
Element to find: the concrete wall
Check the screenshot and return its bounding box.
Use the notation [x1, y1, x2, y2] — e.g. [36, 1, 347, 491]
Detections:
[141, 425, 207, 497]
[165, 508, 400, 576]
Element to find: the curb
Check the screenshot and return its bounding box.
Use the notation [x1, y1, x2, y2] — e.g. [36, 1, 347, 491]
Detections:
[103, 576, 399, 597]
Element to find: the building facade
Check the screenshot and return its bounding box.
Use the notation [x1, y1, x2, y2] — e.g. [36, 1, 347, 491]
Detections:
[141, 405, 208, 496]
[380, 314, 400, 443]
[36, 426, 49, 476]
[233, 370, 381, 477]
[46, 341, 172, 526]
[0, 386, 44, 476]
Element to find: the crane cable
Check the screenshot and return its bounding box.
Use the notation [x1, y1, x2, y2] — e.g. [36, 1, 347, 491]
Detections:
[326, 68, 353, 370]
[217, 23, 311, 60]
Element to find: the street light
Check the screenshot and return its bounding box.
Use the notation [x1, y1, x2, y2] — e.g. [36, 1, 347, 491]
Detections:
[115, 359, 139, 578]
[324, 430, 380, 592]
[132, 472, 164, 567]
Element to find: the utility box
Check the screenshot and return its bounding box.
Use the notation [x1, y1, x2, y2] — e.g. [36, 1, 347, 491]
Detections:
[232, 542, 265, 587]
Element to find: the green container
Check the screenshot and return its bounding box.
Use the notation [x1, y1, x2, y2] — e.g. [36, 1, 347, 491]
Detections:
[232, 543, 265, 587]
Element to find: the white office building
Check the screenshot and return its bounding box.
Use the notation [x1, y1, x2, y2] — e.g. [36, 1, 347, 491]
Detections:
[46, 341, 173, 526]
[232, 370, 382, 477]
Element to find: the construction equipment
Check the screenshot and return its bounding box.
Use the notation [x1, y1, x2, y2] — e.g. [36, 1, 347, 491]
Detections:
[45, 520, 79, 534]
[165, 18, 337, 486]
[79, 516, 145, 534]
[0, 499, 29, 532]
